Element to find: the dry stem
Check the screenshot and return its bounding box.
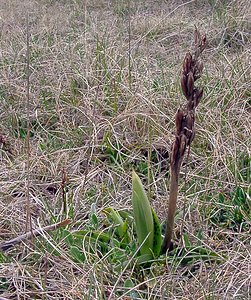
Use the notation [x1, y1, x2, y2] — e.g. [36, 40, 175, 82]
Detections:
[0, 219, 71, 252]
[161, 28, 207, 253]
[25, 13, 32, 234]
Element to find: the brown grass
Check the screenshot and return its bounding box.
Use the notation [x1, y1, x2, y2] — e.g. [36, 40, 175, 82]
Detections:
[0, 0, 250, 299]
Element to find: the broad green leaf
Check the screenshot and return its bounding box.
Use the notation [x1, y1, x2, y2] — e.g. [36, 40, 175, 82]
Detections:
[82, 236, 109, 253]
[132, 171, 154, 260]
[73, 230, 110, 243]
[137, 253, 154, 265]
[72, 230, 121, 248]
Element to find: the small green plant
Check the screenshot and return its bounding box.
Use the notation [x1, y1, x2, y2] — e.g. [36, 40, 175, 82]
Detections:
[63, 171, 161, 267]
[0, 276, 9, 294]
[208, 186, 251, 230]
[101, 133, 127, 166]
[60, 169, 221, 273]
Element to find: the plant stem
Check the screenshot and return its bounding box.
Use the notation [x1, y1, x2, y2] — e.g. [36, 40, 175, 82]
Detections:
[161, 27, 206, 254]
[161, 158, 182, 253]
[25, 12, 32, 234]
[128, 0, 132, 90]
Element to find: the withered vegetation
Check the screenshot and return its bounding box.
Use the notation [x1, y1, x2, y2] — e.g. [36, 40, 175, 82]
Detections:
[162, 28, 207, 253]
[0, 0, 250, 299]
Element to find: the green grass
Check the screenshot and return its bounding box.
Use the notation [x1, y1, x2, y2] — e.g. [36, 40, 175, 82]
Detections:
[0, 0, 250, 299]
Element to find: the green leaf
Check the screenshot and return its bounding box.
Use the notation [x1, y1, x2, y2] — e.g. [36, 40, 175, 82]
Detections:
[72, 230, 122, 249]
[0, 276, 9, 292]
[219, 193, 225, 203]
[172, 245, 225, 266]
[124, 278, 140, 299]
[132, 171, 154, 260]
[39, 143, 46, 151]
[0, 251, 8, 263]
[70, 246, 85, 263]
[19, 127, 27, 139]
[151, 207, 162, 258]
[118, 209, 133, 221]
[137, 253, 154, 265]
[62, 229, 74, 247]
[81, 236, 109, 253]
[91, 213, 99, 227]
[72, 230, 111, 243]
[183, 233, 192, 249]
[196, 229, 203, 246]
[90, 203, 99, 227]
[103, 207, 129, 242]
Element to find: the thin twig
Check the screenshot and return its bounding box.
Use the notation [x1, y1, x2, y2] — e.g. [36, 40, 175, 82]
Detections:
[128, 0, 132, 89]
[0, 219, 71, 252]
[25, 12, 32, 234]
[61, 167, 68, 215]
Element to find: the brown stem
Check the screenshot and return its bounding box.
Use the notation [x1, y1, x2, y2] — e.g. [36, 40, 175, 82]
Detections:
[0, 219, 71, 252]
[161, 28, 206, 254]
[161, 165, 180, 253]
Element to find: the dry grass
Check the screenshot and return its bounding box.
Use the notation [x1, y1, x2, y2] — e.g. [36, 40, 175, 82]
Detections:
[0, 0, 250, 299]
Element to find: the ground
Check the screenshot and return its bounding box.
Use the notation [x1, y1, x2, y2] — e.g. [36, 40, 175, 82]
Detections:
[0, 0, 250, 299]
